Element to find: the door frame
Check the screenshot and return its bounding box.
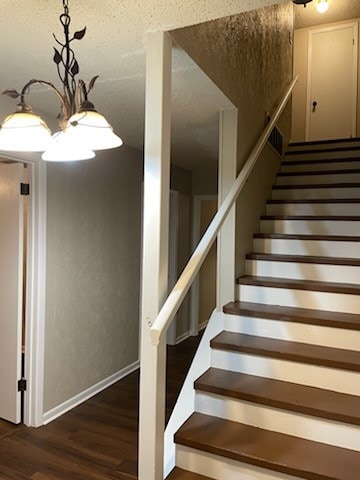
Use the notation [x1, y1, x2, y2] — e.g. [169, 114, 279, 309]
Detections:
[0, 153, 46, 427]
[189, 195, 217, 337]
[305, 22, 359, 141]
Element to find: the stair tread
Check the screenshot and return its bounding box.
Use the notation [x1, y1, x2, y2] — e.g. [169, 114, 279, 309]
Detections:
[273, 182, 360, 189]
[261, 215, 360, 220]
[223, 301, 360, 330]
[195, 368, 360, 425]
[254, 233, 360, 241]
[175, 413, 360, 480]
[237, 275, 360, 295]
[286, 145, 360, 155]
[167, 468, 212, 480]
[278, 168, 360, 177]
[289, 137, 360, 148]
[268, 198, 360, 204]
[246, 253, 360, 266]
[210, 332, 360, 371]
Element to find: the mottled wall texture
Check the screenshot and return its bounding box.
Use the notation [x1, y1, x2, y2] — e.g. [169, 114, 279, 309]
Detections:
[292, 18, 360, 142]
[44, 147, 142, 411]
[171, 2, 294, 276]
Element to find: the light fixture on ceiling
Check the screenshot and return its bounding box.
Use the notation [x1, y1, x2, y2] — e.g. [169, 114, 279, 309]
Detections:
[317, 0, 329, 13]
[292, 0, 313, 7]
[0, 0, 123, 161]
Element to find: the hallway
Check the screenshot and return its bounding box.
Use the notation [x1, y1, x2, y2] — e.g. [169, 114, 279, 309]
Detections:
[0, 335, 201, 479]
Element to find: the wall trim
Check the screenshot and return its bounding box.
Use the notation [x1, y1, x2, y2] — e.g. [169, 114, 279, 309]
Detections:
[42, 360, 140, 425]
[175, 331, 191, 345]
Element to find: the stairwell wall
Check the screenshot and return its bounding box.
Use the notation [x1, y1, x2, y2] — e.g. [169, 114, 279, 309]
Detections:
[171, 2, 294, 278]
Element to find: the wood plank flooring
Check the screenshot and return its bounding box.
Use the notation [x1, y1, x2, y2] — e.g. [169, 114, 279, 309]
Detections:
[0, 335, 201, 479]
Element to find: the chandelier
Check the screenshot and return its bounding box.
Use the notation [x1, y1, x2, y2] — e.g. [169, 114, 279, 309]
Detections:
[292, 0, 313, 6]
[0, 0, 123, 161]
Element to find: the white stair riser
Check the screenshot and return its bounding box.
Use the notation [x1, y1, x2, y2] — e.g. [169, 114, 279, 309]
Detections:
[195, 393, 360, 451]
[276, 173, 360, 186]
[224, 314, 360, 351]
[288, 142, 360, 153]
[177, 445, 302, 480]
[281, 160, 360, 173]
[245, 259, 360, 285]
[271, 187, 360, 200]
[285, 150, 360, 161]
[253, 238, 359, 259]
[260, 219, 359, 236]
[236, 284, 360, 315]
[211, 350, 360, 396]
[266, 203, 360, 216]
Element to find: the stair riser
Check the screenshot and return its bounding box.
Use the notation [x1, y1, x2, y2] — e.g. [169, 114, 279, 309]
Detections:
[266, 203, 360, 216]
[285, 150, 360, 161]
[224, 315, 360, 351]
[260, 219, 359, 236]
[211, 350, 360, 396]
[276, 173, 360, 186]
[288, 142, 360, 152]
[195, 393, 360, 451]
[271, 187, 360, 200]
[177, 445, 303, 480]
[245, 260, 360, 285]
[253, 238, 359, 259]
[237, 284, 360, 314]
[280, 161, 360, 173]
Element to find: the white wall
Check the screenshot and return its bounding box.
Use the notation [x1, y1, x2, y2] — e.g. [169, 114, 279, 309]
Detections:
[44, 146, 142, 412]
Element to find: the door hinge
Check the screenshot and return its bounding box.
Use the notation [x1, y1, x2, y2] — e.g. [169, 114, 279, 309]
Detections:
[18, 378, 27, 392]
[20, 183, 30, 196]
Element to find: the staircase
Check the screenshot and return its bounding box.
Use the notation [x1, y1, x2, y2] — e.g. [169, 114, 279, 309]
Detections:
[167, 139, 360, 480]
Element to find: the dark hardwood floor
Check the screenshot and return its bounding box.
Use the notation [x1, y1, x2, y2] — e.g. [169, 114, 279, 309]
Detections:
[0, 335, 201, 479]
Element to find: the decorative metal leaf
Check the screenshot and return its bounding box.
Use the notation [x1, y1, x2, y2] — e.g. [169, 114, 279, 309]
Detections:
[71, 59, 79, 76]
[2, 89, 20, 99]
[73, 27, 86, 40]
[88, 76, 99, 92]
[53, 48, 62, 65]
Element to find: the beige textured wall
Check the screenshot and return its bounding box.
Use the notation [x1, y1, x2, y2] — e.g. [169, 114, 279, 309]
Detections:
[44, 146, 142, 412]
[171, 2, 294, 276]
[292, 18, 360, 142]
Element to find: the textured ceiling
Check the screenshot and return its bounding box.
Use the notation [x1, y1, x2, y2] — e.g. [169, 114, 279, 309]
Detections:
[0, 0, 288, 171]
[294, 0, 360, 29]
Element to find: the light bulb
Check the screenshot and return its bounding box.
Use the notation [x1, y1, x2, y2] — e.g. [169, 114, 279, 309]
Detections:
[317, 0, 329, 13]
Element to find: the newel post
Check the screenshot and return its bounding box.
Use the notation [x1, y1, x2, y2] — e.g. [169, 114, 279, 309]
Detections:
[217, 109, 238, 309]
[138, 31, 172, 480]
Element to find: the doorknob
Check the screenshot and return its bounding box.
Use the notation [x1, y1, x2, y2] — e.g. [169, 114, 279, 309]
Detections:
[312, 101, 318, 112]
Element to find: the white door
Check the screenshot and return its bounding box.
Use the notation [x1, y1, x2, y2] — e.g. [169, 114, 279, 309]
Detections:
[307, 23, 358, 141]
[0, 163, 24, 424]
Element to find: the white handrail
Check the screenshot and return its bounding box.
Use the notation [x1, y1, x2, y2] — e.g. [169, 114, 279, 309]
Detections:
[149, 76, 298, 346]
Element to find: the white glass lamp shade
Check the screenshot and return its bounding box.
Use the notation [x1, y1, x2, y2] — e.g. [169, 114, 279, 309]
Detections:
[42, 131, 95, 162]
[0, 110, 51, 152]
[317, 0, 329, 13]
[66, 110, 123, 151]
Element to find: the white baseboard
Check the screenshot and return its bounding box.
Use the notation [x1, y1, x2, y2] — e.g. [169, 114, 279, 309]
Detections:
[42, 360, 140, 425]
[176, 331, 191, 345]
[199, 320, 208, 332]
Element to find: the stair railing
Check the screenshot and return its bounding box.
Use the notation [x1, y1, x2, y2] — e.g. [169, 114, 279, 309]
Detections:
[140, 75, 298, 480]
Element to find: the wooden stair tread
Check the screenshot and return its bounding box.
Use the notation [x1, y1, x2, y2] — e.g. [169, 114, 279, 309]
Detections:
[268, 198, 360, 204]
[254, 233, 360, 241]
[278, 168, 360, 177]
[261, 215, 360, 221]
[210, 332, 360, 372]
[246, 253, 360, 266]
[167, 468, 212, 480]
[223, 301, 360, 331]
[195, 368, 360, 425]
[237, 275, 360, 295]
[289, 137, 360, 147]
[175, 413, 360, 480]
[273, 182, 360, 190]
